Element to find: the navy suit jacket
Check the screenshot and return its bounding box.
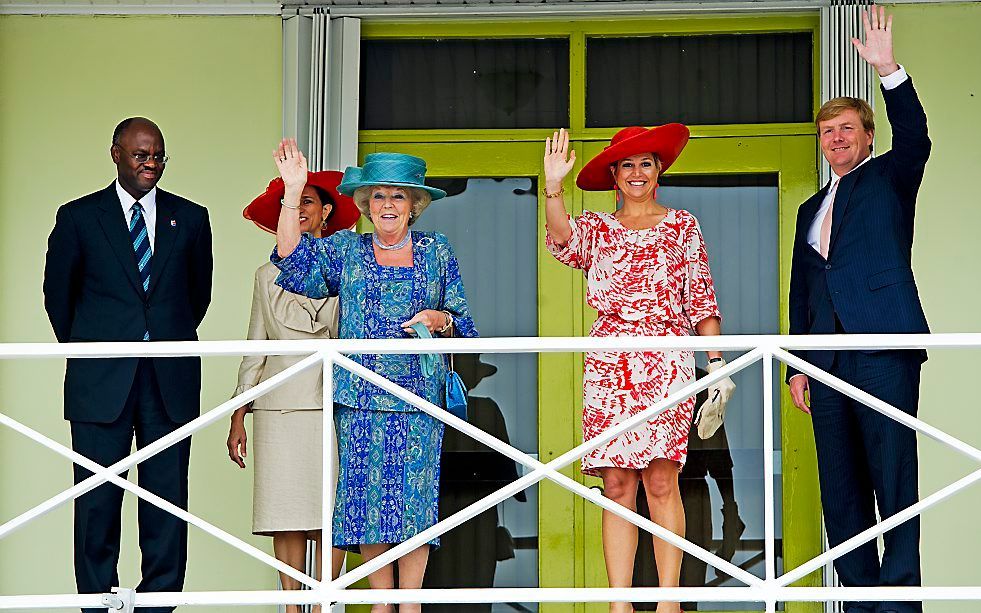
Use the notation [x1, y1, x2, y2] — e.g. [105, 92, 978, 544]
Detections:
[787, 78, 931, 379]
[43, 183, 213, 424]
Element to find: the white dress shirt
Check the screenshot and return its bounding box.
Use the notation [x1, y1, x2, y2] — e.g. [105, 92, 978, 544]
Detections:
[116, 180, 158, 252]
[807, 65, 910, 255]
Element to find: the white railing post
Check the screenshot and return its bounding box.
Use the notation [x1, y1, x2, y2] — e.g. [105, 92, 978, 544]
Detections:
[321, 349, 338, 612]
[762, 349, 777, 613]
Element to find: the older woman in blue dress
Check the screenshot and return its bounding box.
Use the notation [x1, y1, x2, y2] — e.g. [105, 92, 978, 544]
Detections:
[271, 139, 478, 613]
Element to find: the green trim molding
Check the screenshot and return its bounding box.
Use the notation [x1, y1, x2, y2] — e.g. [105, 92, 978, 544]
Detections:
[359, 14, 823, 612]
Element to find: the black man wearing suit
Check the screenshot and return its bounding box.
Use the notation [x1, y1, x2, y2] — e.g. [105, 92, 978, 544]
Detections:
[43, 117, 213, 613]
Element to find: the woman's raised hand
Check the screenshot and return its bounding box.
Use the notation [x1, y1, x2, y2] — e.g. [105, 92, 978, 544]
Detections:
[544, 128, 576, 192]
[273, 138, 308, 191]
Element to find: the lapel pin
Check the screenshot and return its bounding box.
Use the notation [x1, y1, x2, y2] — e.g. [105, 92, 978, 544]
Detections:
[170, 219, 177, 227]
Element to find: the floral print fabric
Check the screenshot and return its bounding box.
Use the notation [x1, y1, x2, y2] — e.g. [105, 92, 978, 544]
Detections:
[272, 230, 478, 412]
[272, 230, 477, 547]
[547, 209, 720, 474]
[332, 405, 444, 549]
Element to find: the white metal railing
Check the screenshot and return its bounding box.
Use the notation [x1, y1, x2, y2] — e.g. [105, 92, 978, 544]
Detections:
[2, 333, 980, 611]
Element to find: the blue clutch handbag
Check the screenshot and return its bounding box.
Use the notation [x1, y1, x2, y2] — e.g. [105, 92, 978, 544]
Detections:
[408, 322, 468, 421]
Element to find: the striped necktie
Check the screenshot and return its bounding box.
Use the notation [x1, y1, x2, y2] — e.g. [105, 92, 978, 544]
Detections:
[129, 201, 152, 340]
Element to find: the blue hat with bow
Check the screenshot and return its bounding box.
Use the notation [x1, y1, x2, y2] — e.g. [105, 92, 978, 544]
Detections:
[337, 152, 446, 200]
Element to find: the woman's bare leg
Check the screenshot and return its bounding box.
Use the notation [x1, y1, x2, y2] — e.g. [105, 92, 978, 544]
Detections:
[360, 543, 397, 613]
[273, 531, 309, 613]
[642, 460, 685, 613]
[304, 531, 346, 612]
[601, 467, 641, 613]
[395, 544, 431, 613]
[331, 546, 346, 581]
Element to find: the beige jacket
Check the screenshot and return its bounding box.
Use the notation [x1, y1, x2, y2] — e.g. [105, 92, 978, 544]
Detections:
[233, 262, 339, 411]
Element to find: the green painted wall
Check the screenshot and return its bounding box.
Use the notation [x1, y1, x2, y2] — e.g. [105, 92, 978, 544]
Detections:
[1, 3, 980, 612]
[875, 4, 981, 611]
[0, 14, 285, 606]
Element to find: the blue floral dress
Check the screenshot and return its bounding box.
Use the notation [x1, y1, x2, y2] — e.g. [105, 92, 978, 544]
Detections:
[272, 230, 477, 550]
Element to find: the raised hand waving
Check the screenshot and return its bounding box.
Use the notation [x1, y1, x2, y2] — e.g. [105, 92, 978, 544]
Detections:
[544, 128, 576, 192]
[273, 138, 308, 192]
[851, 6, 899, 77]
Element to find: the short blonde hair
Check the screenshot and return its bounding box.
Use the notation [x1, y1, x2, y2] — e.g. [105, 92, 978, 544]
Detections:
[353, 185, 432, 226]
[816, 97, 875, 133]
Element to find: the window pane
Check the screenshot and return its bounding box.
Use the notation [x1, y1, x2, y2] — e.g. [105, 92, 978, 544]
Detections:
[631, 174, 783, 611]
[360, 39, 569, 130]
[415, 178, 540, 606]
[586, 33, 812, 127]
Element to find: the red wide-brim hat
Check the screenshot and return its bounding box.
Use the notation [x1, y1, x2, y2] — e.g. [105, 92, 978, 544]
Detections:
[576, 124, 690, 192]
[243, 170, 360, 236]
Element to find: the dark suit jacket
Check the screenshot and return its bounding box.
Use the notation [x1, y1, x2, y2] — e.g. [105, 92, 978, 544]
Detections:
[43, 182, 213, 424]
[787, 78, 931, 379]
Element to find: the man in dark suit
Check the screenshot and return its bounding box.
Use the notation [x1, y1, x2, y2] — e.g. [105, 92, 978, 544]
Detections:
[43, 117, 213, 612]
[786, 9, 929, 613]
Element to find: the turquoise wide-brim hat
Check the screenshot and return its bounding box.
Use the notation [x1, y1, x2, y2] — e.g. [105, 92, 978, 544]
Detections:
[337, 152, 447, 200]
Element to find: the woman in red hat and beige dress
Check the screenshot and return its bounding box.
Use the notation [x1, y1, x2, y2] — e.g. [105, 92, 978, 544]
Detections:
[226, 170, 360, 613]
[543, 126, 735, 613]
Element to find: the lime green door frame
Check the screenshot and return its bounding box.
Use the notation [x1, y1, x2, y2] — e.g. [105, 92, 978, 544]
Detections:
[359, 14, 821, 146]
[358, 134, 823, 613]
[358, 13, 825, 612]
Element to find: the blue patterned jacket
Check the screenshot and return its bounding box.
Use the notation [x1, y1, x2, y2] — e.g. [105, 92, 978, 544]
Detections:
[272, 230, 478, 412]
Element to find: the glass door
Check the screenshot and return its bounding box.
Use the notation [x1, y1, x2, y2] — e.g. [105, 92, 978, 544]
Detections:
[355, 133, 819, 613]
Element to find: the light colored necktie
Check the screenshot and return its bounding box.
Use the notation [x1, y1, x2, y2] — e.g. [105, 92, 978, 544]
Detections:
[819, 180, 838, 259]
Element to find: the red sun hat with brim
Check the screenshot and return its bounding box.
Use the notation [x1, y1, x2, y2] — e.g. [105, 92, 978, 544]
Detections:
[576, 124, 691, 192]
[244, 170, 360, 236]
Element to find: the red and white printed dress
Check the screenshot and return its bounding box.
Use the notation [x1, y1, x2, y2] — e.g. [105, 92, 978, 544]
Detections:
[547, 209, 721, 475]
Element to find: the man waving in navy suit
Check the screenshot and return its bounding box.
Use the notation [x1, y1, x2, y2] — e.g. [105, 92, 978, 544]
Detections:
[787, 8, 930, 613]
[43, 117, 213, 612]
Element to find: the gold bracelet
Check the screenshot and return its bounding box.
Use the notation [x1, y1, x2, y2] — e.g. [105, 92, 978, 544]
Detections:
[542, 185, 564, 199]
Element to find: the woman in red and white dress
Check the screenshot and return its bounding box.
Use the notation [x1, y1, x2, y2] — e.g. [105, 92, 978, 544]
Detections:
[544, 126, 735, 613]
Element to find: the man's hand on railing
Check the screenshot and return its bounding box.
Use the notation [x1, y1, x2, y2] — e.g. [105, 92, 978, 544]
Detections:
[227, 408, 249, 469]
[789, 375, 811, 415]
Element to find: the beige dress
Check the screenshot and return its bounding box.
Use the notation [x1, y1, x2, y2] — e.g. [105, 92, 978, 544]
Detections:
[234, 262, 339, 535]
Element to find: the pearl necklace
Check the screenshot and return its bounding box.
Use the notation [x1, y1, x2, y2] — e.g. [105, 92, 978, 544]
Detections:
[373, 230, 411, 251]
